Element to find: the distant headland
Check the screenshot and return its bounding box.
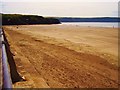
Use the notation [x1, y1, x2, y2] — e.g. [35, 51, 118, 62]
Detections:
[58, 17, 120, 22]
[2, 14, 120, 25]
[2, 14, 61, 25]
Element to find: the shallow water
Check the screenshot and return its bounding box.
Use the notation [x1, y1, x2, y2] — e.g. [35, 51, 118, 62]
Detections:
[62, 22, 119, 28]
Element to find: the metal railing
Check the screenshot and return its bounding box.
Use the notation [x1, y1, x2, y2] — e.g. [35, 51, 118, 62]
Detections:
[1, 29, 12, 89]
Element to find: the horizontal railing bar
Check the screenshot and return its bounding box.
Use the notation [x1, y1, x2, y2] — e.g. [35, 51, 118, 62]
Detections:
[1, 29, 12, 89]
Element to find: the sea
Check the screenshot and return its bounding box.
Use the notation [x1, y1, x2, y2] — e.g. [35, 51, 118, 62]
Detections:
[62, 22, 119, 28]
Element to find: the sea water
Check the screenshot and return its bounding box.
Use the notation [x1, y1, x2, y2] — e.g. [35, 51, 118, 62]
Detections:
[62, 22, 119, 28]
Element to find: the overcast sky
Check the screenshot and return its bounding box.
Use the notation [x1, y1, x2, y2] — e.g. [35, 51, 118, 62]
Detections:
[0, 0, 119, 17]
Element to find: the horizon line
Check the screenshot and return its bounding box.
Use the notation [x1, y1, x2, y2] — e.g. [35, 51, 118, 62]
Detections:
[1, 13, 119, 18]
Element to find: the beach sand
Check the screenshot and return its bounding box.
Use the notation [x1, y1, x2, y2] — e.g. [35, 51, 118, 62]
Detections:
[3, 25, 119, 88]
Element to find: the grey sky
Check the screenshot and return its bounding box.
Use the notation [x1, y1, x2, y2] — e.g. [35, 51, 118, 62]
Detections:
[1, 0, 119, 17]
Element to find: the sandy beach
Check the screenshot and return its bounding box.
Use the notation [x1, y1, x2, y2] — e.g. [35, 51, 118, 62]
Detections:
[3, 25, 118, 88]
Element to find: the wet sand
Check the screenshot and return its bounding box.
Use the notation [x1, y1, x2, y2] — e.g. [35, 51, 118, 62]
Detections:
[3, 25, 118, 88]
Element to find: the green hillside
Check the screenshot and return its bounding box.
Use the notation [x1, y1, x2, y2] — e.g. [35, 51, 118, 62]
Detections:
[2, 14, 61, 25]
